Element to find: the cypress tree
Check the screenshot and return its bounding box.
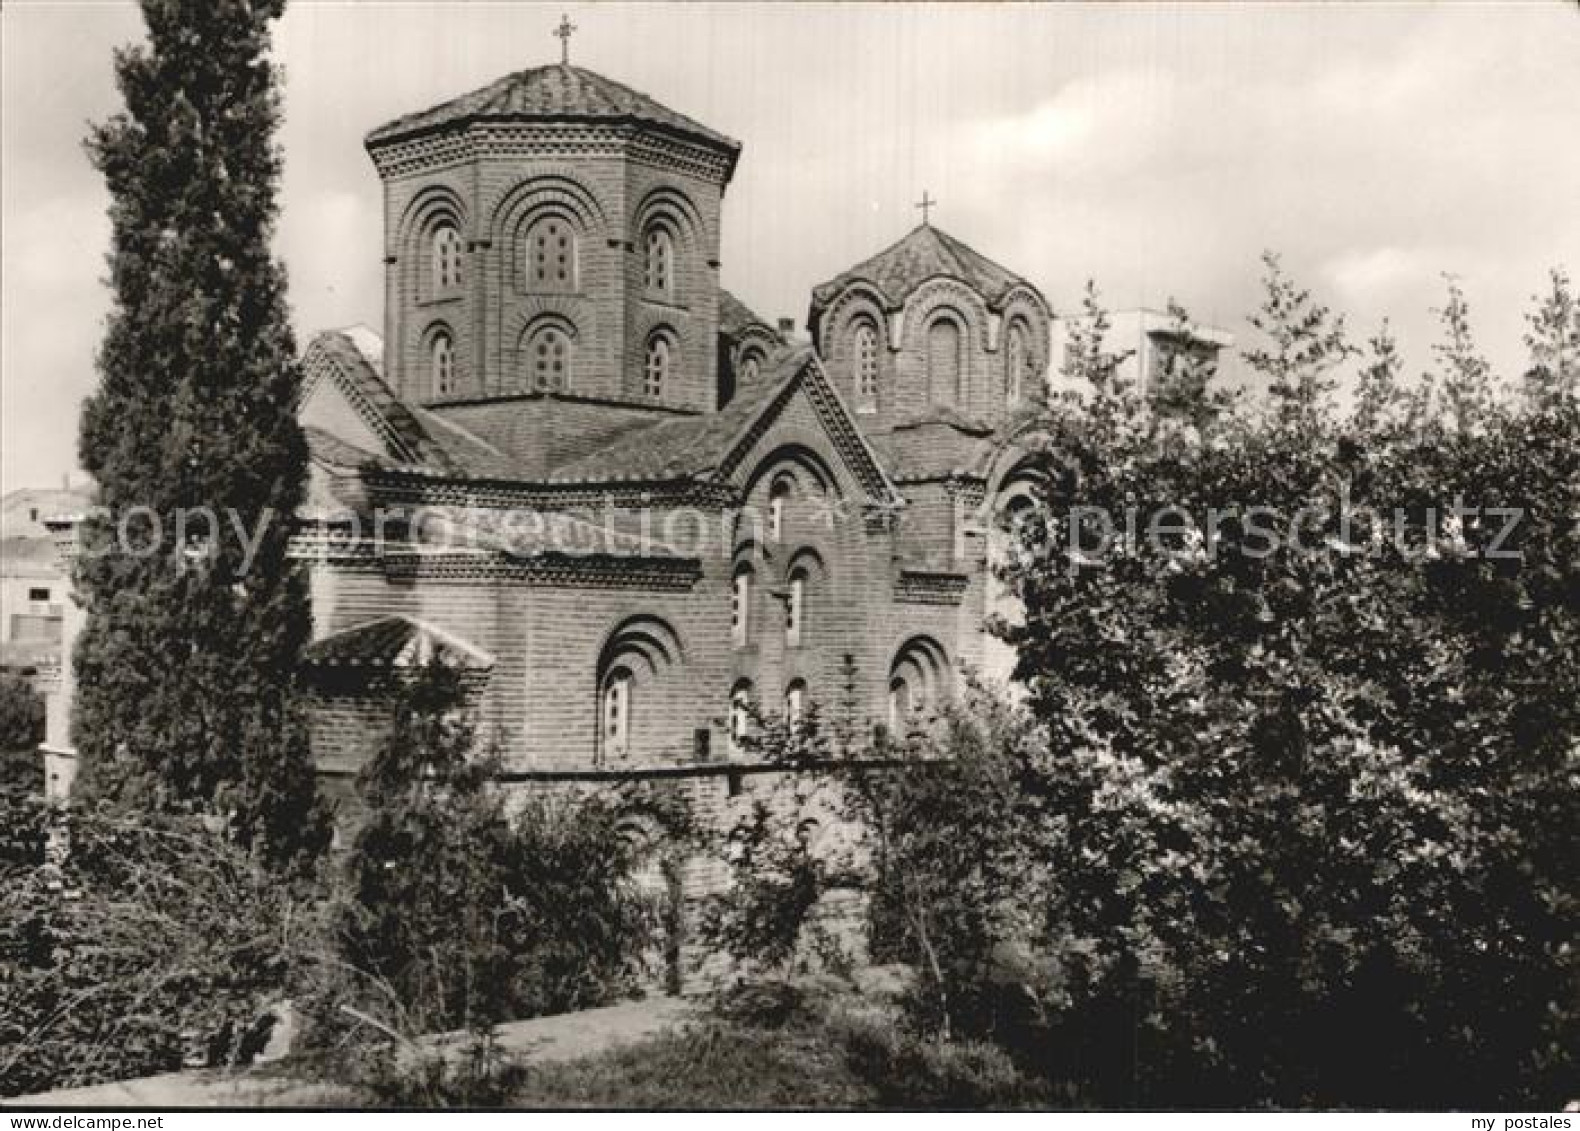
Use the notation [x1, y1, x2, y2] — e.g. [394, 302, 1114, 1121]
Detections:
[74, 0, 326, 870]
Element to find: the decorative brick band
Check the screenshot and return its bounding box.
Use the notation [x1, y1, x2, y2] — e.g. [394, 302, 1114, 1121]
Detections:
[894, 569, 970, 605]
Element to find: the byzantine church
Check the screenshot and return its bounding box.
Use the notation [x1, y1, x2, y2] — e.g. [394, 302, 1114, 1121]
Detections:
[295, 54, 1060, 786]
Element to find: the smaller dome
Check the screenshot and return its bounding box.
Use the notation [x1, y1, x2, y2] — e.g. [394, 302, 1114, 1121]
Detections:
[809, 223, 1032, 321]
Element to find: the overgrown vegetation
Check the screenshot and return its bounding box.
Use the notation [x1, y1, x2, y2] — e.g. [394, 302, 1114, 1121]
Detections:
[298, 660, 668, 1105]
[512, 980, 1048, 1110]
[703, 259, 1578, 1109]
[0, 805, 311, 1097]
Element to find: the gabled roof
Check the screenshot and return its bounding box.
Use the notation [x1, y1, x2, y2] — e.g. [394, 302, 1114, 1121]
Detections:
[299, 319, 899, 504]
[304, 615, 494, 671]
[718, 289, 778, 341]
[366, 64, 740, 159]
[547, 348, 902, 506]
[809, 223, 1031, 317]
[547, 348, 808, 484]
[302, 329, 450, 469]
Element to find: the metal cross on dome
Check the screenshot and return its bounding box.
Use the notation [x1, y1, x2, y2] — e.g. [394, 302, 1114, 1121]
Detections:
[553, 13, 577, 65]
[915, 190, 937, 225]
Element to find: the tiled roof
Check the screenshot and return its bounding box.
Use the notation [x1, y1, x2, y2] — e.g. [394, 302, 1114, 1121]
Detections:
[547, 348, 808, 484]
[303, 329, 451, 470]
[810, 223, 1029, 315]
[869, 413, 1001, 483]
[304, 615, 494, 670]
[303, 426, 391, 472]
[366, 64, 740, 157]
[405, 406, 527, 481]
[718, 288, 776, 340]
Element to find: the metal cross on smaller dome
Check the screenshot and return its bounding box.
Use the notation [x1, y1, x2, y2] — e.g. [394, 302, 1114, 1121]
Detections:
[915, 190, 937, 225]
[553, 13, 578, 65]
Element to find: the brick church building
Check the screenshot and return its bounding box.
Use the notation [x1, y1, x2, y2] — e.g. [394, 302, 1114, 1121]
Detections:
[293, 57, 1062, 796]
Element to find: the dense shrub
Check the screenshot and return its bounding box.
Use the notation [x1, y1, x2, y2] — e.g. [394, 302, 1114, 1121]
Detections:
[307, 661, 666, 1093]
[0, 673, 44, 754]
[0, 805, 307, 1097]
[985, 396, 1580, 1106]
[836, 1007, 1050, 1110]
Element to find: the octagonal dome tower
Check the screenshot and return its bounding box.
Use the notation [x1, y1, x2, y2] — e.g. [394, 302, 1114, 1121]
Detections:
[366, 63, 742, 414]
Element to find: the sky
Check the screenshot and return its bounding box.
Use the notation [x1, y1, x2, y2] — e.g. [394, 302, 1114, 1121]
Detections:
[3, 1, 1578, 491]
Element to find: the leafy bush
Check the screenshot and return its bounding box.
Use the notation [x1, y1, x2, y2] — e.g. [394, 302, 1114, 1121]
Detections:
[0, 673, 44, 754]
[987, 393, 1580, 1106]
[0, 804, 308, 1097]
[833, 1005, 1050, 1109]
[698, 796, 832, 976]
[306, 661, 666, 1096]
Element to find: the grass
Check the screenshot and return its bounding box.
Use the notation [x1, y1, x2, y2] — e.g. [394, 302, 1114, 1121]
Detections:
[510, 1018, 880, 1109]
[507, 982, 1055, 1110]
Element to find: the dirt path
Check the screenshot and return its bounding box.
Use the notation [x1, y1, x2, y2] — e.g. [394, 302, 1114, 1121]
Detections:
[6, 996, 697, 1108]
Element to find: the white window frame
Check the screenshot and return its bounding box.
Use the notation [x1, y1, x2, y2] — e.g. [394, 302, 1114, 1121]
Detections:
[645, 227, 674, 295]
[526, 215, 576, 291]
[644, 334, 671, 399]
[431, 331, 454, 397]
[785, 680, 806, 728]
[786, 569, 806, 647]
[602, 667, 632, 762]
[855, 320, 879, 410]
[731, 565, 752, 648]
[432, 224, 463, 292]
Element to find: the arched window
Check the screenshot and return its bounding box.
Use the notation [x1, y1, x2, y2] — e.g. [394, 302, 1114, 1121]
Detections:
[889, 636, 949, 734]
[768, 477, 791, 542]
[730, 681, 753, 757]
[432, 224, 463, 292]
[926, 315, 964, 405]
[1005, 320, 1031, 405]
[888, 676, 911, 731]
[786, 566, 808, 647]
[644, 227, 674, 295]
[523, 323, 572, 392]
[430, 330, 455, 397]
[785, 679, 807, 728]
[739, 350, 763, 385]
[524, 215, 576, 291]
[731, 563, 753, 648]
[853, 320, 879, 410]
[644, 333, 672, 399]
[601, 666, 633, 761]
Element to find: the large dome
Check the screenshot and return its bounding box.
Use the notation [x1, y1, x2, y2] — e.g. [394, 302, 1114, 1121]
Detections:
[365, 63, 740, 158]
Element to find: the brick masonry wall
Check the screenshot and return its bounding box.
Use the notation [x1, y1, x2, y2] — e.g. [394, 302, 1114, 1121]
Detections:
[378, 125, 726, 414]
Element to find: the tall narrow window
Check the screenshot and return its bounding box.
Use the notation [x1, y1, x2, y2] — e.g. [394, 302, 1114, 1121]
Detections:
[644, 227, 674, 295]
[1005, 321, 1030, 405]
[786, 567, 807, 647]
[523, 324, 572, 392]
[432, 224, 462, 291]
[644, 333, 671, 399]
[525, 216, 576, 291]
[731, 564, 753, 647]
[768, 478, 790, 542]
[730, 682, 753, 757]
[785, 679, 807, 729]
[431, 330, 455, 397]
[602, 667, 632, 761]
[926, 316, 964, 405]
[854, 320, 879, 409]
